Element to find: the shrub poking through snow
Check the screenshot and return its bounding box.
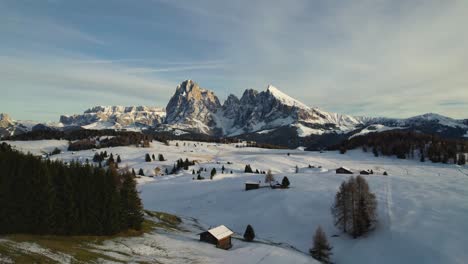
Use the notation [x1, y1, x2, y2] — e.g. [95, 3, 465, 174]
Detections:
[309, 226, 332, 263]
[265, 169, 275, 184]
[243, 225, 255, 242]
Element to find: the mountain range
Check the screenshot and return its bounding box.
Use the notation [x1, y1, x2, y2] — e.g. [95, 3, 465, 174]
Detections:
[2, 80, 467, 148]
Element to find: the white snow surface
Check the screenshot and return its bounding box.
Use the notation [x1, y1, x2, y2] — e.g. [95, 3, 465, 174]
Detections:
[349, 124, 405, 139]
[4, 139, 468, 264]
[267, 85, 310, 110]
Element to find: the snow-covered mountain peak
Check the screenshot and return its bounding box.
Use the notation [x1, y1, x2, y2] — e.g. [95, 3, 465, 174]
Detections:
[266, 85, 310, 110]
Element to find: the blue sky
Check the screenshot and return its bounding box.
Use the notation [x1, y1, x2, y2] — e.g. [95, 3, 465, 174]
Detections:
[1, 0, 467, 121]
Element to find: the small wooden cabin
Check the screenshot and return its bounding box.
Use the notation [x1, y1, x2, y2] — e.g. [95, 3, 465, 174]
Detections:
[245, 181, 260, 191]
[360, 170, 370, 175]
[199, 225, 234, 250]
[336, 167, 353, 174]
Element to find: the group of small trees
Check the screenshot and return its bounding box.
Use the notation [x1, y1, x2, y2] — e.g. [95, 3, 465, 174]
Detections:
[145, 153, 166, 162]
[331, 176, 377, 238]
[92, 151, 121, 168]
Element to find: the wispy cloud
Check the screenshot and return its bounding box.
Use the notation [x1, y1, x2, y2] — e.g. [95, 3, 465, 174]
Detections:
[1, 0, 467, 120]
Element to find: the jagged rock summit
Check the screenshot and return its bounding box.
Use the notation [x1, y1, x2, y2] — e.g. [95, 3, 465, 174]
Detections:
[165, 80, 221, 134]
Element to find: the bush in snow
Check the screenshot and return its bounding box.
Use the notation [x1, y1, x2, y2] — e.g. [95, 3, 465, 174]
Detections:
[309, 226, 332, 263]
[243, 225, 255, 242]
[265, 169, 275, 184]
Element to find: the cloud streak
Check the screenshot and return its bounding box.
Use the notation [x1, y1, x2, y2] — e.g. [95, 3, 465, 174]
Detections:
[0, 0, 467, 120]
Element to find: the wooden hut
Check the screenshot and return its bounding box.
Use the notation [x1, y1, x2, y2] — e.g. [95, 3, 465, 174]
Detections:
[336, 167, 353, 174]
[199, 225, 234, 250]
[360, 170, 370, 175]
[245, 181, 260, 191]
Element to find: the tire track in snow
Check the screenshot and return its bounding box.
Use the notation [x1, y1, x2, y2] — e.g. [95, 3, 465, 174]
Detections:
[385, 173, 394, 229]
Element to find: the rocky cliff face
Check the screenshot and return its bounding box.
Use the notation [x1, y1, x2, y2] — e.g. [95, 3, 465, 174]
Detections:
[215, 85, 365, 136]
[0, 113, 13, 128]
[60, 106, 165, 127]
[165, 80, 221, 134]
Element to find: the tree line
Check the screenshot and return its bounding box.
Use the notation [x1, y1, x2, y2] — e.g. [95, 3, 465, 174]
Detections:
[334, 130, 467, 164]
[0, 142, 143, 235]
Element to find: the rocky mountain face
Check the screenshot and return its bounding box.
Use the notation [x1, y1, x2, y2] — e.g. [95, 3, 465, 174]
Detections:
[0, 113, 13, 128]
[216, 85, 366, 136]
[60, 106, 165, 128]
[4, 80, 467, 146]
[165, 80, 221, 134]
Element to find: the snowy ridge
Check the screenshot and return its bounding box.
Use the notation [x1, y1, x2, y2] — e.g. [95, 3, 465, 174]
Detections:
[266, 85, 310, 110]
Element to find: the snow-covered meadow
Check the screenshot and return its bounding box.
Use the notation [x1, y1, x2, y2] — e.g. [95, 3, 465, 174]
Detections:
[3, 139, 468, 264]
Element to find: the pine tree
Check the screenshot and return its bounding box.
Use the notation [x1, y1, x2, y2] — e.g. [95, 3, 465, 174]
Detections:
[243, 224, 255, 242]
[210, 168, 217, 179]
[295, 165, 299, 173]
[309, 226, 332, 263]
[458, 154, 466, 165]
[117, 155, 121, 163]
[158, 154, 165, 161]
[138, 168, 145, 176]
[152, 154, 156, 161]
[120, 171, 144, 230]
[245, 164, 253, 173]
[145, 153, 151, 162]
[281, 176, 290, 188]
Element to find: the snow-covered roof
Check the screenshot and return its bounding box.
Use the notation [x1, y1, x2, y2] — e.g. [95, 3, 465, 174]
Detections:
[208, 225, 234, 240]
[337, 166, 352, 171]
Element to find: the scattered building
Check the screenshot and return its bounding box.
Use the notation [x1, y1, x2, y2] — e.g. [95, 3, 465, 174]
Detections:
[336, 167, 353, 174]
[360, 170, 370, 175]
[245, 181, 260, 191]
[199, 225, 234, 250]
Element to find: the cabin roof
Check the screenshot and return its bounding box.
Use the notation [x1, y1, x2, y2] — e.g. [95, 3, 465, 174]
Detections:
[208, 225, 234, 240]
[337, 166, 352, 171]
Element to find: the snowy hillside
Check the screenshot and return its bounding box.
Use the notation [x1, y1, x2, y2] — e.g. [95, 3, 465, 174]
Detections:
[5, 139, 468, 264]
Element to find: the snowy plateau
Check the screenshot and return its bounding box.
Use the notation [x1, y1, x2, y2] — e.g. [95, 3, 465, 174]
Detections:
[2, 139, 468, 264]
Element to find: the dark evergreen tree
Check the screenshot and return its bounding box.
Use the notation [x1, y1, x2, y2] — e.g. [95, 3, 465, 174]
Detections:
[158, 154, 165, 161]
[145, 153, 152, 162]
[281, 176, 290, 188]
[152, 154, 156, 161]
[138, 168, 145, 176]
[120, 171, 144, 230]
[244, 164, 253, 173]
[243, 225, 255, 242]
[210, 168, 217, 179]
